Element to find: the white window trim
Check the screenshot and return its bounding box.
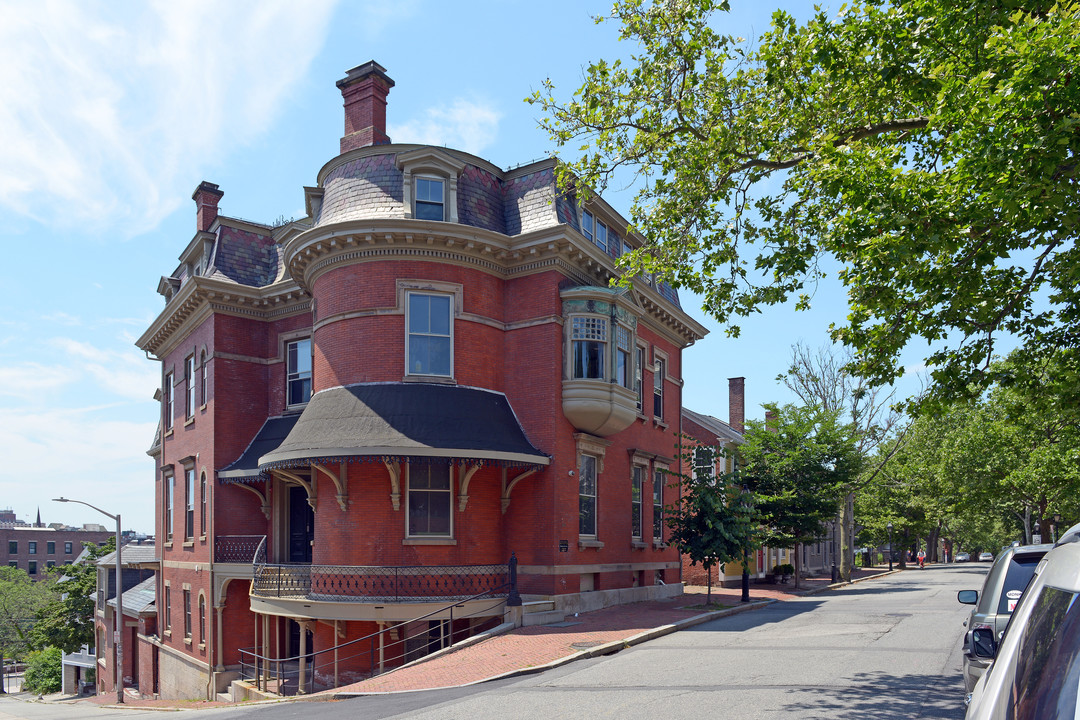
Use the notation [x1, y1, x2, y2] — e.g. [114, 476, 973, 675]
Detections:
[568, 314, 609, 381]
[396, 147, 465, 223]
[631, 463, 646, 540]
[653, 465, 667, 543]
[652, 349, 669, 421]
[404, 462, 454, 539]
[399, 281, 461, 381]
[285, 337, 313, 408]
[579, 453, 599, 538]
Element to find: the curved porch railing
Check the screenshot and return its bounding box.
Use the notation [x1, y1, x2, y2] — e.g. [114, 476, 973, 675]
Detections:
[251, 561, 511, 602]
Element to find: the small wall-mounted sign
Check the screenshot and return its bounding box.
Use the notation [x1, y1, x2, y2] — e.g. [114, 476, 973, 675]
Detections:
[559, 540, 569, 553]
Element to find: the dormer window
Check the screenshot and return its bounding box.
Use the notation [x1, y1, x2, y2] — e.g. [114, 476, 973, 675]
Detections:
[415, 177, 445, 221]
[581, 209, 617, 254]
[397, 148, 465, 224]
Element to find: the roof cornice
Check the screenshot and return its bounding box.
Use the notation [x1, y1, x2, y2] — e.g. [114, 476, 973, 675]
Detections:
[136, 276, 309, 358]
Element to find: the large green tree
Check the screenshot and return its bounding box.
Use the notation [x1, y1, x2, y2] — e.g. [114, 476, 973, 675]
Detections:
[665, 444, 755, 603]
[740, 404, 858, 584]
[531, 0, 1080, 407]
[0, 566, 53, 671]
[31, 539, 114, 654]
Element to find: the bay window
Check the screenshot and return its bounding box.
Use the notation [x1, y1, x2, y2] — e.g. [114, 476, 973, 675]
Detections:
[572, 316, 607, 379]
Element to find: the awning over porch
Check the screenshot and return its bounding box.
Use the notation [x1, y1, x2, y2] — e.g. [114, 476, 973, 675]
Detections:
[218, 415, 301, 483]
[258, 383, 550, 470]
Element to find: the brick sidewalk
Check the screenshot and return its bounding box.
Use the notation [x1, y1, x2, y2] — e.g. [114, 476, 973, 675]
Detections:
[331, 565, 893, 696]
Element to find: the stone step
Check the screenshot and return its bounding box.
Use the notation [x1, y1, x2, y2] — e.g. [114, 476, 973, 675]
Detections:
[522, 599, 555, 614]
[217, 691, 232, 703]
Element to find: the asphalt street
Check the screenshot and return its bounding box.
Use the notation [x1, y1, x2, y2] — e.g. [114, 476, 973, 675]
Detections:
[0, 563, 988, 720]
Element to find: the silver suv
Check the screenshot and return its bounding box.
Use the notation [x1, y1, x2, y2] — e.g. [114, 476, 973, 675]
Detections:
[964, 534, 1080, 718]
[957, 543, 1053, 692]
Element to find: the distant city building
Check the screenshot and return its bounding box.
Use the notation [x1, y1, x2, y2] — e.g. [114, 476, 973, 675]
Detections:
[1, 518, 113, 579]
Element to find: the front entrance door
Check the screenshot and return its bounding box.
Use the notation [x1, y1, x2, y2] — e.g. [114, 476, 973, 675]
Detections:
[288, 485, 314, 563]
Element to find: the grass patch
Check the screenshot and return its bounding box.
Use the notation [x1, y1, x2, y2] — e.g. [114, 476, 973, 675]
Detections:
[686, 602, 734, 611]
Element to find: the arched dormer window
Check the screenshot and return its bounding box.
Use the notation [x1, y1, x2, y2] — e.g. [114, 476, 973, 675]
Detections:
[396, 147, 466, 223]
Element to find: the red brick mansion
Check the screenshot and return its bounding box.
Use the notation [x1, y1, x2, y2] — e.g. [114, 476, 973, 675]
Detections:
[131, 61, 713, 700]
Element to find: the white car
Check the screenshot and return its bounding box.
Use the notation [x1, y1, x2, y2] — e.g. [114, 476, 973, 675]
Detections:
[964, 535, 1080, 718]
[978, 552, 994, 562]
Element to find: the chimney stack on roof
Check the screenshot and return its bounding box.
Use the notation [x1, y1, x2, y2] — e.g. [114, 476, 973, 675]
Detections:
[193, 181, 224, 232]
[337, 61, 395, 153]
[728, 377, 745, 434]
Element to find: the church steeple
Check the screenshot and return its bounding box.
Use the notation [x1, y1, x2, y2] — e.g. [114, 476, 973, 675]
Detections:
[35, 507, 42, 528]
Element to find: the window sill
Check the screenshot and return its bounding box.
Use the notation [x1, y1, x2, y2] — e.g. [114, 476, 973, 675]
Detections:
[184, 417, 195, 427]
[199, 404, 207, 412]
[182, 541, 194, 548]
[198, 643, 206, 652]
[653, 419, 668, 429]
[183, 638, 192, 647]
[164, 429, 174, 438]
[402, 537, 457, 546]
[631, 540, 648, 550]
[578, 539, 604, 550]
[403, 374, 456, 385]
[163, 542, 173, 550]
[163, 630, 172, 639]
[199, 535, 207, 543]
[653, 540, 667, 549]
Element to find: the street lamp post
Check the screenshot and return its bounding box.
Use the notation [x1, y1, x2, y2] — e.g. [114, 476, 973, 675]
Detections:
[54, 497, 123, 704]
[1033, 520, 1042, 545]
[887, 521, 894, 572]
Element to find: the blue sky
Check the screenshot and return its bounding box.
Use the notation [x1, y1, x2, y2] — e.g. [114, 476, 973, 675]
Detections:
[0, 0, 928, 533]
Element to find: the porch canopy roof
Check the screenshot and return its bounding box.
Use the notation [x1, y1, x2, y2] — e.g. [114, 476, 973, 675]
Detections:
[218, 415, 301, 483]
[257, 382, 550, 471]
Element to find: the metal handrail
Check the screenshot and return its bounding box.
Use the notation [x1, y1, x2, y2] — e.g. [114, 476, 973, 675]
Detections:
[238, 585, 509, 695]
[251, 561, 510, 602]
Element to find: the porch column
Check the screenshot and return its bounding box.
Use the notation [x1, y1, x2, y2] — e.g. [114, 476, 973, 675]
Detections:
[297, 620, 310, 694]
[215, 601, 226, 672]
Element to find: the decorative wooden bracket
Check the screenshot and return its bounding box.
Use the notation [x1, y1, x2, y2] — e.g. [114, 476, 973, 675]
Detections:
[313, 463, 347, 511]
[276, 468, 317, 511]
[457, 463, 482, 511]
[384, 461, 402, 511]
[234, 482, 271, 519]
[501, 467, 538, 514]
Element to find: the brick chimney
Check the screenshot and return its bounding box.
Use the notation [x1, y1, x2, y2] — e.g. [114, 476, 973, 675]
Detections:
[728, 377, 745, 434]
[765, 409, 778, 432]
[192, 181, 224, 232]
[337, 61, 395, 153]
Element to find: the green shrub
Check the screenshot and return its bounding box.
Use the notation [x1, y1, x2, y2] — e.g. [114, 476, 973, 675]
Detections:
[23, 647, 62, 694]
[773, 563, 795, 576]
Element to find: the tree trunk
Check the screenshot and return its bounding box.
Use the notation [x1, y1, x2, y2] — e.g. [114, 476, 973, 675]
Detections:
[839, 492, 854, 582]
[794, 542, 801, 590]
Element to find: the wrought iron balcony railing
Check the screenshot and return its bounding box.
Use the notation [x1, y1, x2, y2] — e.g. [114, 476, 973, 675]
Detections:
[251, 562, 511, 603]
[215, 535, 266, 564]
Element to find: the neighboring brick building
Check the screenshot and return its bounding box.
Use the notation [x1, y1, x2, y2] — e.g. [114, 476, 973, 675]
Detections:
[1, 524, 112, 578]
[133, 61, 709, 700]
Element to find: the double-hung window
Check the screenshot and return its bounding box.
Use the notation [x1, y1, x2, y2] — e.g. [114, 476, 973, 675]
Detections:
[652, 470, 660, 537]
[615, 326, 632, 388]
[653, 468, 665, 541]
[47, 541, 55, 555]
[28, 542, 36, 555]
[7, 541, 15, 554]
[653, 357, 665, 419]
[183, 590, 192, 639]
[406, 293, 452, 377]
[199, 350, 207, 407]
[164, 372, 174, 431]
[200, 472, 206, 536]
[64, 541, 72, 554]
[634, 347, 645, 410]
[579, 454, 598, 536]
[198, 595, 206, 644]
[571, 317, 607, 380]
[415, 177, 445, 221]
[164, 586, 171, 633]
[164, 472, 174, 542]
[631, 465, 644, 539]
[407, 462, 452, 537]
[287, 339, 312, 406]
[693, 446, 714, 482]
[185, 467, 195, 540]
[185, 355, 196, 418]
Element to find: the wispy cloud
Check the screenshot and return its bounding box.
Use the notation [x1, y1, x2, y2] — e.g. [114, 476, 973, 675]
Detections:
[50, 338, 159, 401]
[0, 363, 76, 399]
[0, 0, 339, 235]
[391, 98, 502, 156]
